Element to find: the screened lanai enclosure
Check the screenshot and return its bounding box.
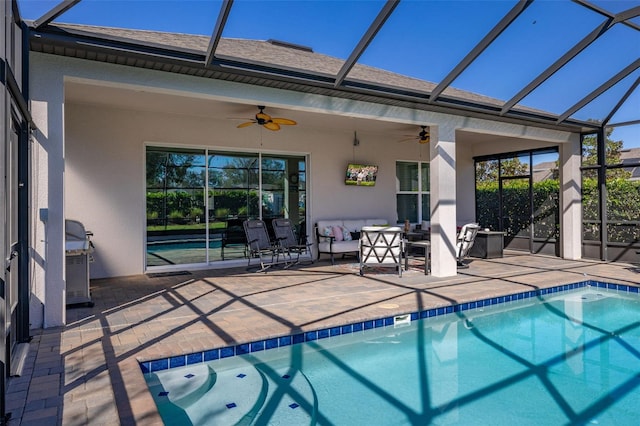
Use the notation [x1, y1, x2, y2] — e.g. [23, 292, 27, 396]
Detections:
[20, 0, 640, 269]
[581, 130, 640, 262]
[475, 149, 560, 256]
[3, 0, 640, 424]
[146, 147, 306, 267]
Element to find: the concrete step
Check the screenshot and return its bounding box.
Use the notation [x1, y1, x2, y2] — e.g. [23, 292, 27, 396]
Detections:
[252, 365, 316, 425]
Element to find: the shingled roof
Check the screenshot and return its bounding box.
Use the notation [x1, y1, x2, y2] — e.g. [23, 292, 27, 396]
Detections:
[27, 22, 580, 131]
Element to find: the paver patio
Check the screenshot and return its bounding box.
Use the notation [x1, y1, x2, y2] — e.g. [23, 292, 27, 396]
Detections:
[6, 252, 640, 425]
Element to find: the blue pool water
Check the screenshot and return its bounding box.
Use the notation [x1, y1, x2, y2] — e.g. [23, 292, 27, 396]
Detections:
[143, 285, 640, 425]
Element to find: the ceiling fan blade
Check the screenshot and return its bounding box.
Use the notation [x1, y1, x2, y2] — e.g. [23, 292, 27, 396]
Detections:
[237, 121, 255, 128]
[397, 138, 416, 143]
[271, 117, 297, 126]
[263, 122, 281, 131]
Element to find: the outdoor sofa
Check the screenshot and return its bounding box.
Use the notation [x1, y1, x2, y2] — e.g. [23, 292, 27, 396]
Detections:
[315, 219, 389, 264]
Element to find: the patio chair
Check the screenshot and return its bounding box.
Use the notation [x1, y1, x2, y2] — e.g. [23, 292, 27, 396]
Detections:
[456, 223, 480, 268]
[221, 219, 247, 260]
[272, 218, 313, 266]
[359, 226, 404, 277]
[243, 219, 285, 272]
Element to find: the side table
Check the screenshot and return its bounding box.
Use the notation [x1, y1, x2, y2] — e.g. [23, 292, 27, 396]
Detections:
[404, 240, 431, 275]
[469, 231, 504, 259]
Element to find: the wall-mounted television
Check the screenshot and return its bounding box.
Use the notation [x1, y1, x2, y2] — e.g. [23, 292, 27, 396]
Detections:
[345, 163, 378, 186]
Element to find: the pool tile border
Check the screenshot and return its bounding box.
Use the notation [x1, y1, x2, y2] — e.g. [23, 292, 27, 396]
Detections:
[139, 280, 638, 374]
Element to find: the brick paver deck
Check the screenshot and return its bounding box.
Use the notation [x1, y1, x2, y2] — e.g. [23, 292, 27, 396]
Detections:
[6, 252, 640, 425]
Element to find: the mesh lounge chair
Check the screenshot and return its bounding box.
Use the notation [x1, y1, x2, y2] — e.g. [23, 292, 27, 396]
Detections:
[243, 219, 285, 272]
[359, 226, 404, 277]
[456, 223, 480, 268]
[272, 218, 313, 266]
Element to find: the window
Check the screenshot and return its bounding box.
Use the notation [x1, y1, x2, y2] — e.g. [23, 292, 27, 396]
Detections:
[396, 161, 429, 224]
[146, 147, 306, 267]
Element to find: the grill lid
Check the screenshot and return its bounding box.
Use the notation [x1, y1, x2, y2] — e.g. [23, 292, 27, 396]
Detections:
[65, 219, 92, 254]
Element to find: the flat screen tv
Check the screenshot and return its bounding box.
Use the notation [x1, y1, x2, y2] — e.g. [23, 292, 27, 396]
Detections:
[345, 163, 378, 186]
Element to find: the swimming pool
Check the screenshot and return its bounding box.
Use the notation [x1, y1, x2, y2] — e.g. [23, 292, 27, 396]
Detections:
[142, 282, 640, 425]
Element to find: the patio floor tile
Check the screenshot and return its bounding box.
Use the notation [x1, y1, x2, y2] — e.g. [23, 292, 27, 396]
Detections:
[6, 252, 640, 425]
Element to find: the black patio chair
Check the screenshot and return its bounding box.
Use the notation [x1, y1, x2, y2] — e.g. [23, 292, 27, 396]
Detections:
[243, 219, 285, 272]
[272, 218, 313, 266]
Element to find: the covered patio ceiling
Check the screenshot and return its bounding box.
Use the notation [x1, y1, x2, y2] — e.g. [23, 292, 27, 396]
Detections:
[63, 79, 551, 148]
[17, 0, 640, 134]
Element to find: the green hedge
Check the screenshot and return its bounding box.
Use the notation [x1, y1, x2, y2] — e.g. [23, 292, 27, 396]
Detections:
[582, 177, 640, 243]
[478, 177, 640, 244]
[146, 190, 259, 226]
[477, 180, 559, 240]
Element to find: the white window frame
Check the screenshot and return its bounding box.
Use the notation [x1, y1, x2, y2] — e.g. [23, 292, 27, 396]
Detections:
[396, 161, 430, 225]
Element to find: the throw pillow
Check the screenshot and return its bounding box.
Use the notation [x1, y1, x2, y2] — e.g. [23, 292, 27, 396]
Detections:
[342, 226, 352, 241]
[332, 225, 344, 241]
[350, 231, 361, 240]
[322, 226, 333, 237]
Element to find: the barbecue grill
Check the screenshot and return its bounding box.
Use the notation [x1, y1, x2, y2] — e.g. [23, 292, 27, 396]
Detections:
[65, 219, 94, 306]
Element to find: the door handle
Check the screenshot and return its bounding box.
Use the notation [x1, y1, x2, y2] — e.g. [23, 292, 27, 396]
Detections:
[5, 250, 18, 272]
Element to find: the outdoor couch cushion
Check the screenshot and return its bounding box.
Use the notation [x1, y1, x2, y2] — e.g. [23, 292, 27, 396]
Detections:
[316, 219, 388, 258]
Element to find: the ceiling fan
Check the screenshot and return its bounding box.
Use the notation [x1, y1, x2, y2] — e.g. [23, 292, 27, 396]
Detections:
[399, 125, 430, 144]
[236, 105, 297, 131]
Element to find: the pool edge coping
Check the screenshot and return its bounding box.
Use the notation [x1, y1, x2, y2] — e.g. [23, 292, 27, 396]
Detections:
[138, 280, 639, 374]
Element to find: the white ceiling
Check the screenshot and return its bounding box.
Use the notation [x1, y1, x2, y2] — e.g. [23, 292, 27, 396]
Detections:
[64, 80, 538, 148]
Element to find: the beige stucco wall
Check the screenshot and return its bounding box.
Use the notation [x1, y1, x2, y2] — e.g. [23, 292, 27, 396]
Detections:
[64, 102, 407, 279]
[29, 51, 580, 327]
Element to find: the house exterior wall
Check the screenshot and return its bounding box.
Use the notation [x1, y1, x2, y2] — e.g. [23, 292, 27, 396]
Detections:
[63, 102, 406, 279]
[29, 52, 581, 327]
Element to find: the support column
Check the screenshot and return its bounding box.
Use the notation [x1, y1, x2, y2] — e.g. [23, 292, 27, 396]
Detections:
[30, 59, 66, 327]
[430, 125, 458, 277]
[560, 133, 582, 260]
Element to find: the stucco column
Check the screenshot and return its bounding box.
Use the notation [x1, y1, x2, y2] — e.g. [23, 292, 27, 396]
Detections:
[30, 58, 66, 327]
[429, 125, 458, 277]
[560, 133, 582, 260]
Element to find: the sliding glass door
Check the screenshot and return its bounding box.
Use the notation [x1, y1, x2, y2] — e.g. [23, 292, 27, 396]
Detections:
[146, 147, 306, 268]
[146, 148, 207, 266]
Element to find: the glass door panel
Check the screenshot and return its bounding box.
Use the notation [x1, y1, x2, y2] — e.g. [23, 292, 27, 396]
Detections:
[146, 148, 308, 268]
[208, 152, 259, 260]
[146, 148, 207, 266]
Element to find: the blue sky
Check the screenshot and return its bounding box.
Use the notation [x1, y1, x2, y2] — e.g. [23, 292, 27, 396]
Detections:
[17, 0, 640, 147]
